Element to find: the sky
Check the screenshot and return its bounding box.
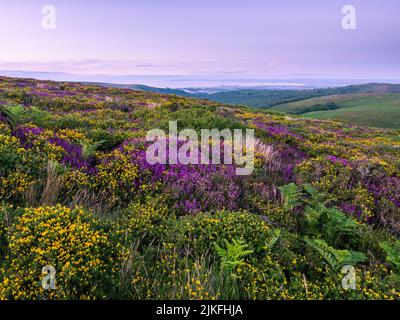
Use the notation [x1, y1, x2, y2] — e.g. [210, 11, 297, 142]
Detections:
[0, 0, 399, 86]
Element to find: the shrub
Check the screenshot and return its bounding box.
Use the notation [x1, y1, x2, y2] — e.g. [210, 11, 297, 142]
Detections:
[0, 204, 9, 261]
[169, 210, 270, 256]
[0, 205, 124, 300]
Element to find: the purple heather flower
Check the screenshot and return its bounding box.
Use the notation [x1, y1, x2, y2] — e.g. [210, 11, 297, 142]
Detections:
[327, 155, 350, 167]
[339, 203, 363, 217]
[274, 144, 308, 183]
[117, 138, 242, 214]
[253, 122, 304, 141]
[163, 162, 241, 214]
[364, 176, 400, 208]
[48, 135, 91, 170]
[14, 126, 45, 148]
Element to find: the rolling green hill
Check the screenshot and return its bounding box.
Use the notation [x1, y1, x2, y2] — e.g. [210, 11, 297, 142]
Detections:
[87, 81, 400, 129]
[196, 83, 400, 109]
[270, 93, 372, 114]
[271, 93, 400, 129]
[301, 94, 400, 129]
[86, 81, 400, 110]
[195, 89, 324, 108]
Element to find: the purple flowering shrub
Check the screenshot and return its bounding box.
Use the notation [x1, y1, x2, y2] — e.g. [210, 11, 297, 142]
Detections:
[121, 139, 242, 214]
[48, 136, 91, 170]
[164, 163, 241, 214]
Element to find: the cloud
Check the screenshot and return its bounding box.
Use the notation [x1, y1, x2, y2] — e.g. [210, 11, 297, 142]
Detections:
[0, 60, 202, 76]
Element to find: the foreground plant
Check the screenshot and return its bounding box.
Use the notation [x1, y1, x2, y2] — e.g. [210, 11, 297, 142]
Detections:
[0, 205, 124, 300]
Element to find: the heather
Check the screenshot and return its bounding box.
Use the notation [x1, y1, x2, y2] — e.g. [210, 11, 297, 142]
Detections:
[0, 77, 399, 300]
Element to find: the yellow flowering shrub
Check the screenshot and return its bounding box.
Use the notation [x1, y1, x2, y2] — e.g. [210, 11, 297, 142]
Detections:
[96, 150, 139, 202]
[122, 194, 170, 239]
[0, 122, 10, 135]
[0, 204, 9, 260]
[57, 128, 85, 142]
[169, 210, 270, 257]
[0, 205, 123, 300]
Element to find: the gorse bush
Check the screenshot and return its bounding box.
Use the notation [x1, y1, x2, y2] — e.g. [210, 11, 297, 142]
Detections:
[0, 205, 124, 300]
[0, 204, 10, 261]
[0, 134, 23, 177]
[169, 210, 271, 255]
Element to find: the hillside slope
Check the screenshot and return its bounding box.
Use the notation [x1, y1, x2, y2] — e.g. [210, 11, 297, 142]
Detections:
[302, 94, 400, 129]
[83, 81, 192, 97]
[87, 81, 400, 128]
[271, 93, 400, 129]
[0, 76, 400, 300]
[196, 83, 400, 109]
[79, 81, 400, 111]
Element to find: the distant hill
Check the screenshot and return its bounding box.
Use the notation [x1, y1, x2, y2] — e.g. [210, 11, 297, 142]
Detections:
[191, 83, 400, 129]
[270, 93, 378, 114]
[195, 83, 400, 109]
[88, 81, 400, 110]
[81, 81, 400, 129]
[297, 94, 400, 129]
[83, 82, 192, 97]
[195, 89, 323, 108]
[86, 82, 319, 108]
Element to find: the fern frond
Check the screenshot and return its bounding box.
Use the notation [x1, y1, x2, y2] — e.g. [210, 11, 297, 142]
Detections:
[264, 228, 281, 250]
[303, 183, 327, 206]
[214, 239, 254, 273]
[81, 140, 106, 160]
[30, 106, 50, 126]
[305, 238, 339, 270]
[380, 240, 400, 271]
[304, 204, 359, 246]
[305, 238, 366, 271]
[2, 104, 25, 130]
[278, 183, 303, 212]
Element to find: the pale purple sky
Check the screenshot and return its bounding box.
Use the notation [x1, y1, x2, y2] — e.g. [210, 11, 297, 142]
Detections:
[0, 0, 399, 81]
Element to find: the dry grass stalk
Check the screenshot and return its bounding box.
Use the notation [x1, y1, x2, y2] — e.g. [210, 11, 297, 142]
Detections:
[39, 161, 64, 205]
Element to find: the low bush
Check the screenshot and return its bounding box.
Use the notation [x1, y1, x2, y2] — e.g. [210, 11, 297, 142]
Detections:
[0, 205, 124, 300]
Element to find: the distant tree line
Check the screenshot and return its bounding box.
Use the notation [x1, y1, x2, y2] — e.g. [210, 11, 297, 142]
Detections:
[292, 102, 340, 115]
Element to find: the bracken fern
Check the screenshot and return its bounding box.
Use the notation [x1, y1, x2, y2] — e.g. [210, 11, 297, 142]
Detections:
[305, 238, 367, 271]
[214, 239, 254, 273]
[278, 183, 303, 212]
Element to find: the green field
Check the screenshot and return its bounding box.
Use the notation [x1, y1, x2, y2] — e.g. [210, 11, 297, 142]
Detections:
[272, 93, 400, 129]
